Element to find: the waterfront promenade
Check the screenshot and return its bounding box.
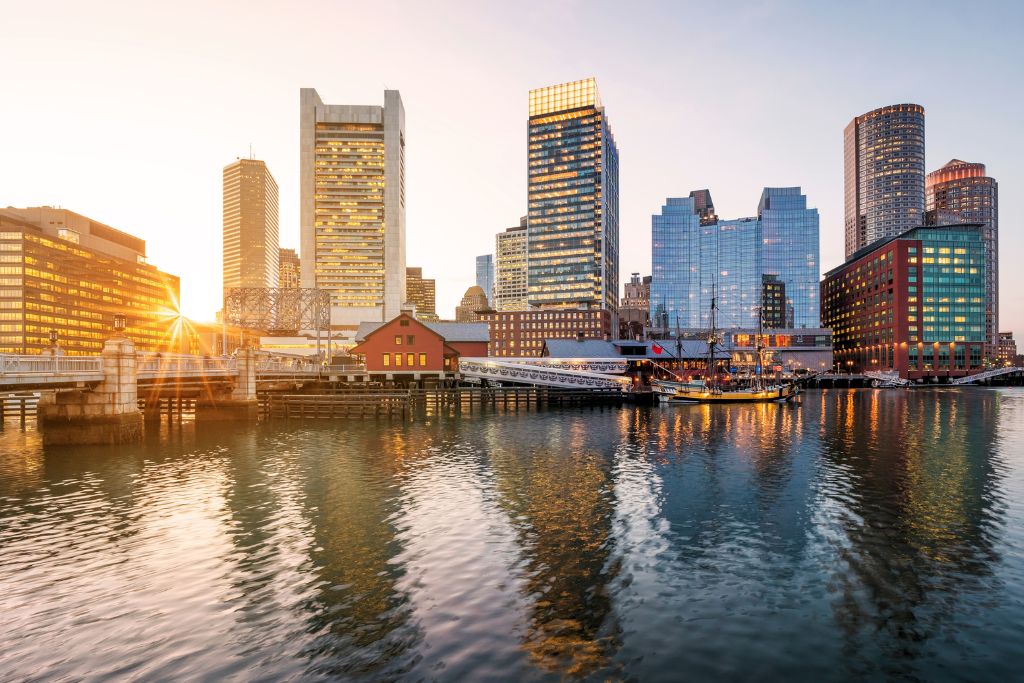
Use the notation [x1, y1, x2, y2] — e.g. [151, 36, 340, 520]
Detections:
[1, 387, 1021, 681]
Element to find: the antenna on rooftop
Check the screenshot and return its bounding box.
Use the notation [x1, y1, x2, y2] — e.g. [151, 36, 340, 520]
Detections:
[249, 143, 254, 160]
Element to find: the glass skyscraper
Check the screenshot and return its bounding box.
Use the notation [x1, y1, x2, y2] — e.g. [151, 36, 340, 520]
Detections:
[844, 103, 926, 259]
[527, 78, 619, 313]
[650, 187, 820, 332]
[475, 254, 493, 305]
[926, 159, 998, 357]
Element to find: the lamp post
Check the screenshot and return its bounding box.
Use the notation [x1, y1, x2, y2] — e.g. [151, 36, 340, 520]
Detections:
[113, 314, 127, 337]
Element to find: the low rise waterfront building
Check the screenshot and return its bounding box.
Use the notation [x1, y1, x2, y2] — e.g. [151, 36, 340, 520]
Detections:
[479, 308, 612, 357]
[351, 314, 488, 378]
[0, 207, 181, 355]
[821, 224, 986, 380]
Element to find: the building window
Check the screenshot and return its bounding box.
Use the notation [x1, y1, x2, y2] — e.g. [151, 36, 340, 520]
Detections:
[383, 353, 390, 367]
[394, 335, 402, 345]
[419, 353, 427, 366]
[407, 335, 415, 345]
[395, 353, 403, 367]
[400, 319, 410, 327]
[407, 353, 414, 366]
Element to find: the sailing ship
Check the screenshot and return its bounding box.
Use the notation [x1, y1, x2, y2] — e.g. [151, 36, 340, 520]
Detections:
[656, 288, 798, 405]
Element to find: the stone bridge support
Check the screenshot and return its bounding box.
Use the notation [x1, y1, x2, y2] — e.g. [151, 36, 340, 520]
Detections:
[195, 348, 259, 421]
[37, 337, 143, 446]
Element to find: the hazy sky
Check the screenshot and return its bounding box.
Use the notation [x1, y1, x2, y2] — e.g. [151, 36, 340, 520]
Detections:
[3, 0, 1022, 333]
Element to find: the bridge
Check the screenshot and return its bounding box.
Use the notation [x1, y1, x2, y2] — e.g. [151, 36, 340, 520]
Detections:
[458, 357, 631, 390]
[950, 366, 1024, 385]
[0, 351, 324, 391]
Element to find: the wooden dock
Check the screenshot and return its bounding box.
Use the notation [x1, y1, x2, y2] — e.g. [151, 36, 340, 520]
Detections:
[259, 385, 625, 421]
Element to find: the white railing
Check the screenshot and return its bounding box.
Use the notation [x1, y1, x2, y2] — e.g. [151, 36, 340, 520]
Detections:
[484, 357, 629, 375]
[950, 366, 1024, 385]
[864, 370, 914, 387]
[458, 358, 631, 390]
[0, 354, 103, 376]
[136, 353, 236, 377]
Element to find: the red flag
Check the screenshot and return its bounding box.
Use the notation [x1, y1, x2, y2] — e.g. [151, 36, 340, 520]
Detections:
[652, 343, 663, 355]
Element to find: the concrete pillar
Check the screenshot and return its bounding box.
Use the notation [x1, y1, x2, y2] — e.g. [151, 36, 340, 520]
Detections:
[38, 337, 144, 446]
[196, 348, 259, 421]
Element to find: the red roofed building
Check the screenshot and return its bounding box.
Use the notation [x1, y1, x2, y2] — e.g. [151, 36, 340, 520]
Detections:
[350, 313, 488, 379]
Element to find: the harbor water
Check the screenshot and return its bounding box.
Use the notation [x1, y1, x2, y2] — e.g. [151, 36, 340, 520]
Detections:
[1, 388, 1022, 681]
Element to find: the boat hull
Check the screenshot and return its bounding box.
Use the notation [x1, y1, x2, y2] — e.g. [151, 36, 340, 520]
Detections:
[663, 384, 799, 404]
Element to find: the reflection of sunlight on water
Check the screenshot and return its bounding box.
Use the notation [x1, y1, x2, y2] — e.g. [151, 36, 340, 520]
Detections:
[0, 389, 1021, 681]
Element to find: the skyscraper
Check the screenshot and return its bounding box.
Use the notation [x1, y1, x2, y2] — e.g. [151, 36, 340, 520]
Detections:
[300, 88, 406, 329]
[475, 254, 493, 305]
[844, 103, 926, 258]
[926, 159, 999, 356]
[527, 78, 619, 314]
[405, 267, 438, 321]
[650, 187, 820, 331]
[495, 217, 528, 311]
[278, 248, 300, 289]
[223, 158, 279, 299]
[455, 286, 489, 322]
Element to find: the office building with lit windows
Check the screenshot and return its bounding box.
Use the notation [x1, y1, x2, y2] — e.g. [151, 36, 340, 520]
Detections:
[475, 254, 493, 305]
[405, 267, 438, 321]
[495, 217, 528, 311]
[0, 207, 181, 355]
[844, 103, 926, 258]
[223, 158, 279, 301]
[527, 78, 619, 315]
[479, 308, 612, 357]
[821, 224, 987, 380]
[278, 248, 300, 289]
[650, 187, 819, 333]
[926, 159, 999, 357]
[300, 88, 406, 329]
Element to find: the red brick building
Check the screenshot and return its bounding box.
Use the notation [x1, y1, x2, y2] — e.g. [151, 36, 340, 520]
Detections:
[351, 314, 488, 378]
[477, 308, 612, 357]
[821, 225, 987, 380]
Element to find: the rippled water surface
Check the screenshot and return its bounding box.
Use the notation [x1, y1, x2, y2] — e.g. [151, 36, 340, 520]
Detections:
[1, 388, 1023, 681]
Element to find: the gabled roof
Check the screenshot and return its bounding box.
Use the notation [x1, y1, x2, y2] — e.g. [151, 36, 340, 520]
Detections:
[354, 319, 489, 343]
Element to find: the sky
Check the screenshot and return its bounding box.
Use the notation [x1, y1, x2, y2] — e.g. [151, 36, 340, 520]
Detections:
[2, 0, 1022, 334]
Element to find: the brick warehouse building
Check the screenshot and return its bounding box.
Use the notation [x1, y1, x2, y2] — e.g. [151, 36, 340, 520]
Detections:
[477, 308, 612, 357]
[821, 224, 987, 380]
[351, 314, 488, 379]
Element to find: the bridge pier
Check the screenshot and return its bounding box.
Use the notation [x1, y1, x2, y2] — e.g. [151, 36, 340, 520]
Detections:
[37, 337, 144, 446]
[196, 349, 259, 421]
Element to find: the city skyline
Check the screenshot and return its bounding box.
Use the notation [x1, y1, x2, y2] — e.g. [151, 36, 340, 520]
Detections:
[2, 1, 1021, 335]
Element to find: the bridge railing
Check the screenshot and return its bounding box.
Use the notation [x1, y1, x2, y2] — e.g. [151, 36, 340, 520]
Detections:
[0, 354, 103, 376]
[136, 352, 236, 376]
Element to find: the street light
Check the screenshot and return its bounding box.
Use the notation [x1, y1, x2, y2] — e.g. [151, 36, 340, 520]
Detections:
[48, 329, 58, 345]
[113, 314, 127, 334]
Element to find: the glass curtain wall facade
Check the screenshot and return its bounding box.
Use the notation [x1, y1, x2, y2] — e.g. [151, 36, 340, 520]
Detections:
[299, 88, 406, 328]
[527, 78, 619, 314]
[844, 103, 926, 259]
[0, 208, 181, 355]
[651, 188, 820, 333]
[475, 254, 493, 305]
[759, 187, 820, 328]
[926, 159, 998, 357]
[495, 218, 528, 311]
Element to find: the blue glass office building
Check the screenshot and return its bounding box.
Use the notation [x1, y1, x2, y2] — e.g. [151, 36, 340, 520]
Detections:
[651, 187, 820, 331]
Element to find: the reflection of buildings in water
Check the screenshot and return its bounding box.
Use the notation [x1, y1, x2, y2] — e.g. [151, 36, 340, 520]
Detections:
[293, 426, 421, 679]
[487, 415, 622, 677]
[819, 390, 1003, 677]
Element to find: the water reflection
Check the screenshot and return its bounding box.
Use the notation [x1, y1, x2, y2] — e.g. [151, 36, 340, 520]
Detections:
[818, 389, 1006, 679]
[487, 411, 622, 677]
[0, 389, 1021, 682]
